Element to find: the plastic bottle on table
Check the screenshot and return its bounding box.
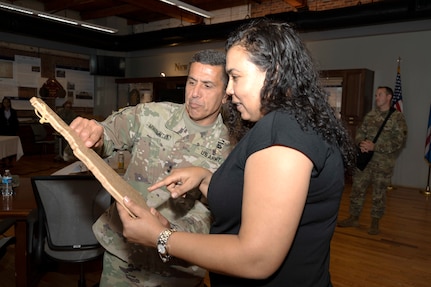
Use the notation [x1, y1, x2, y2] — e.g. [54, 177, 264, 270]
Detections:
[1, 169, 13, 196]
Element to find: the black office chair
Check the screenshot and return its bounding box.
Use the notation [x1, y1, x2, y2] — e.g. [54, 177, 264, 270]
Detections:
[0, 218, 16, 260]
[30, 124, 56, 154]
[30, 175, 111, 287]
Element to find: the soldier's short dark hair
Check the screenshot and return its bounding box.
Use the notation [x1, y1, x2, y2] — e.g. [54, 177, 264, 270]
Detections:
[378, 86, 394, 97]
[189, 50, 227, 87]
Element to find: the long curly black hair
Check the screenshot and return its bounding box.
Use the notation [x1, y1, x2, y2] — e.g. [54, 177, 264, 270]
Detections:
[225, 18, 356, 171]
[221, 98, 254, 145]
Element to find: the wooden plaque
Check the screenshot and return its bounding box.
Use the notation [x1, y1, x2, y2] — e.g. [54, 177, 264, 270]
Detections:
[30, 96, 148, 217]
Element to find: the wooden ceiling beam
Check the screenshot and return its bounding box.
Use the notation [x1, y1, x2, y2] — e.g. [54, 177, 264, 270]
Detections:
[38, 0, 250, 24]
[283, 0, 307, 8]
[121, 0, 204, 24]
[80, 4, 138, 20]
[196, 0, 252, 11]
[42, 0, 90, 12]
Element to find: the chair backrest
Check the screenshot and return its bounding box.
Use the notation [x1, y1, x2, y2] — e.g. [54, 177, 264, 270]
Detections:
[0, 218, 16, 260]
[31, 175, 111, 251]
[31, 124, 48, 141]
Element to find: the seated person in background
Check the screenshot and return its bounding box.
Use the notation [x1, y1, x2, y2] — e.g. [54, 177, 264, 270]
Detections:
[0, 97, 19, 167]
[128, 89, 140, 106]
[57, 100, 77, 125]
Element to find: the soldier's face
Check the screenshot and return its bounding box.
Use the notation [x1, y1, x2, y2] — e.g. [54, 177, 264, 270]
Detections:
[375, 88, 392, 111]
[185, 62, 227, 126]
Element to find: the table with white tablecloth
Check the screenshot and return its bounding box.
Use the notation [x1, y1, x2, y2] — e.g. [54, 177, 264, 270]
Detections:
[0, 136, 24, 161]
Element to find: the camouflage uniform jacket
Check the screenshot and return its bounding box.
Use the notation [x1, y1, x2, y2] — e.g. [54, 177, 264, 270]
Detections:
[356, 108, 407, 171]
[93, 102, 232, 278]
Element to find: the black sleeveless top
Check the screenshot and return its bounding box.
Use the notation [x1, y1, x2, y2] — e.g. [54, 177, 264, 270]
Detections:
[208, 110, 343, 287]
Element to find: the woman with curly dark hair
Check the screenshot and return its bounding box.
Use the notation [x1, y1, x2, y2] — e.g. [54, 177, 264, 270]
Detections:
[117, 19, 355, 287]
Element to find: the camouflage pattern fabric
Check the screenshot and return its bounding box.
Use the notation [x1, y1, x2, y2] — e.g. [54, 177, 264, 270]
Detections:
[99, 252, 207, 287]
[349, 108, 407, 219]
[93, 102, 232, 286]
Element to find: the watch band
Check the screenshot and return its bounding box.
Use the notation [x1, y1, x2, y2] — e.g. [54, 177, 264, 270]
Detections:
[157, 228, 176, 263]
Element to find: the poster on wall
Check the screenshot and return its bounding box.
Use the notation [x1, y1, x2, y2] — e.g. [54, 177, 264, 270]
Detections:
[55, 66, 94, 108]
[15, 55, 41, 87]
[0, 55, 41, 101]
[0, 60, 13, 78]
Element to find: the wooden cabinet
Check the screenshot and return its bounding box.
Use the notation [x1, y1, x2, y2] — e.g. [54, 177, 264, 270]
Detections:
[321, 69, 374, 139]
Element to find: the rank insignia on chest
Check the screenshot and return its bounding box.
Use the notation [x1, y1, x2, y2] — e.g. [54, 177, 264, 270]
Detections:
[217, 138, 228, 150]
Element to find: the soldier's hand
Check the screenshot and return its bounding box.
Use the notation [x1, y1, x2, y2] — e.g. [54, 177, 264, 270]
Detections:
[70, 117, 104, 148]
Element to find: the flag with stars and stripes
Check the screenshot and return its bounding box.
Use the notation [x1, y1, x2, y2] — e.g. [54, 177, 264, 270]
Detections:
[392, 62, 403, 112]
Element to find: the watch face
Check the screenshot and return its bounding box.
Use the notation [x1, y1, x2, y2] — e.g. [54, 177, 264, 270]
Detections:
[158, 244, 166, 255]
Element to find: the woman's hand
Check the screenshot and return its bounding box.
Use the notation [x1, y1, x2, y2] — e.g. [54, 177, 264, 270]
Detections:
[117, 197, 168, 247]
[148, 166, 213, 198]
[69, 117, 104, 148]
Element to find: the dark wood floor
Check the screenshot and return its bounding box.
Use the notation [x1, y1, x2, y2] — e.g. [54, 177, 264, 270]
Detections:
[1, 154, 431, 286]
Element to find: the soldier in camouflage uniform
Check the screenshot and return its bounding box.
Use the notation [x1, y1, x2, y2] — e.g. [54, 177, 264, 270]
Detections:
[69, 50, 233, 286]
[338, 86, 407, 235]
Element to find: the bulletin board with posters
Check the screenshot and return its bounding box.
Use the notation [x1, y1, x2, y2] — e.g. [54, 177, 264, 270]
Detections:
[54, 65, 94, 108]
[0, 55, 41, 100]
[0, 56, 94, 120]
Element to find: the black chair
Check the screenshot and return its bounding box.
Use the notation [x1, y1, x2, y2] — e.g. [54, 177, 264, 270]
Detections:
[30, 175, 111, 287]
[0, 218, 16, 260]
[30, 124, 56, 154]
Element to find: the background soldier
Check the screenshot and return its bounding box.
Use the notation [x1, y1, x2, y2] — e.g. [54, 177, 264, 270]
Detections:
[338, 86, 408, 235]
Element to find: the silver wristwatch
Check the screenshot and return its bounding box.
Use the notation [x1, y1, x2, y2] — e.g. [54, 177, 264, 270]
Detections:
[157, 228, 176, 263]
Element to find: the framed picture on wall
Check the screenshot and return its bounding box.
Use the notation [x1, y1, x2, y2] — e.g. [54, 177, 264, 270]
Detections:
[0, 60, 13, 78]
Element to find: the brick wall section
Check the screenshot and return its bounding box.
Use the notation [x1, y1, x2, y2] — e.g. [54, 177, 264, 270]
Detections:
[251, 0, 383, 17]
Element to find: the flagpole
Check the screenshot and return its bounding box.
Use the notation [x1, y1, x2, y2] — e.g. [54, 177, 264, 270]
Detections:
[388, 57, 403, 191]
[423, 103, 431, 196]
[420, 165, 430, 196]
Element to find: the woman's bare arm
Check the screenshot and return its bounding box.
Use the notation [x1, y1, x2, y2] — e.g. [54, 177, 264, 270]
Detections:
[118, 145, 313, 279]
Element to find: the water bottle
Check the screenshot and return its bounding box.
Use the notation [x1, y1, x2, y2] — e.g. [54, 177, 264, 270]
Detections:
[2, 169, 13, 197]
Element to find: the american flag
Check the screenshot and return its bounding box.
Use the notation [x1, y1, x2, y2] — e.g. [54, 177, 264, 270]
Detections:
[425, 104, 431, 164]
[393, 61, 403, 112]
